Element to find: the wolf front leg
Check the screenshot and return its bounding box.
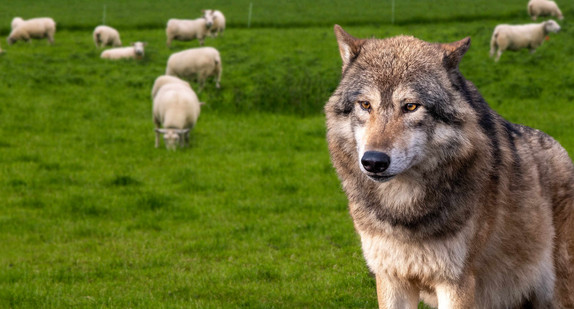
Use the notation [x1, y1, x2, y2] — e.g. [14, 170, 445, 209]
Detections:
[435, 276, 476, 309]
[376, 274, 419, 309]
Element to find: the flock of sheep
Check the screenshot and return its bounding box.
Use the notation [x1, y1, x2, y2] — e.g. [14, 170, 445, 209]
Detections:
[3, 1, 565, 149]
[5, 10, 226, 151]
[490, 0, 563, 61]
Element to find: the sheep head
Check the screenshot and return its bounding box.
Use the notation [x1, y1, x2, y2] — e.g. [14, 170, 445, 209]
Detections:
[155, 128, 190, 150]
[544, 20, 561, 34]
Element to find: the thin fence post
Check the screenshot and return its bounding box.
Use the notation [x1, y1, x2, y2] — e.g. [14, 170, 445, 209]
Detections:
[248, 2, 253, 28]
[391, 0, 395, 25]
[103, 4, 107, 25]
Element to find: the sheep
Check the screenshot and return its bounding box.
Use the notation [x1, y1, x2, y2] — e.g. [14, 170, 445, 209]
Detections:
[489, 19, 561, 62]
[152, 75, 203, 150]
[11, 17, 24, 30]
[100, 42, 146, 60]
[166, 47, 222, 90]
[93, 25, 122, 48]
[165, 18, 211, 47]
[7, 17, 56, 45]
[528, 0, 563, 21]
[202, 10, 226, 37]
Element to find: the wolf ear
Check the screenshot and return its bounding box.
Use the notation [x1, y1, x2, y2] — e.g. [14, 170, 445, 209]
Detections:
[334, 24, 365, 72]
[439, 37, 471, 69]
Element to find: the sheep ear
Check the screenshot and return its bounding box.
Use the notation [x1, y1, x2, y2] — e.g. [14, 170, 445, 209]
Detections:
[334, 24, 365, 72]
[200, 102, 206, 106]
[155, 128, 167, 134]
[439, 37, 471, 69]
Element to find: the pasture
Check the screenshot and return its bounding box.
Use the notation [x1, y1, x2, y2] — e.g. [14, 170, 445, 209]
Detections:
[1, 0, 574, 307]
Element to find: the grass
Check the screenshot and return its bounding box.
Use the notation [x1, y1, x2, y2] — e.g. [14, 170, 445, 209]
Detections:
[1, 0, 574, 307]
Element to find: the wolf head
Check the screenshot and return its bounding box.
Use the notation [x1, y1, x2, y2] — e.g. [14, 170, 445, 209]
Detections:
[326, 25, 481, 183]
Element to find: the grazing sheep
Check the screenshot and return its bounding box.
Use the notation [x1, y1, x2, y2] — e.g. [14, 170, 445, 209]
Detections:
[166, 47, 222, 90]
[165, 18, 211, 47]
[93, 25, 122, 48]
[11, 17, 24, 30]
[152, 75, 203, 150]
[203, 10, 226, 37]
[489, 19, 561, 62]
[528, 0, 563, 20]
[100, 42, 146, 60]
[7, 17, 56, 45]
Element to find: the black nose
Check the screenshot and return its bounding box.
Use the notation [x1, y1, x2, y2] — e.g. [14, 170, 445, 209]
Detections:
[361, 151, 390, 173]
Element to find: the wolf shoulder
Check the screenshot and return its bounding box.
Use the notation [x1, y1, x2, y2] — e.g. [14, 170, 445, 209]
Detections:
[508, 122, 574, 175]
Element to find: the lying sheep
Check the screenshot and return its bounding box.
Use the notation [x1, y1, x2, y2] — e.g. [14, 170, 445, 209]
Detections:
[101, 42, 146, 60]
[11, 17, 24, 30]
[203, 10, 226, 37]
[165, 18, 211, 47]
[7, 17, 56, 45]
[93, 25, 122, 48]
[489, 19, 561, 62]
[166, 47, 222, 90]
[152, 75, 203, 150]
[528, 0, 563, 21]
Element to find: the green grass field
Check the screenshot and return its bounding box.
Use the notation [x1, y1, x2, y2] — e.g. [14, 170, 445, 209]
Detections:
[1, 1, 574, 308]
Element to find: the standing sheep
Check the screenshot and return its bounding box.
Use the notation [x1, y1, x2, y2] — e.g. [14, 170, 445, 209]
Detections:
[7, 17, 56, 45]
[528, 0, 563, 20]
[166, 18, 211, 47]
[93, 25, 122, 48]
[489, 19, 561, 62]
[203, 10, 226, 37]
[152, 75, 203, 150]
[166, 47, 222, 90]
[100, 42, 146, 60]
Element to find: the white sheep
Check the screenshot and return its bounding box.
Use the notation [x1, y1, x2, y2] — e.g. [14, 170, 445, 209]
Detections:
[152, 75, 203, 150]
[11, 17, 24, 30]
[489, 19, 561, 62]
[93, 25, 122, 48]
[165, 18, 211, 47]
[7, 17, 56, 45]
[202, 10, 226, 37]
[166, 47, 222, 90]
[100, 42, 146, 60]
[528, 0, 563, 21]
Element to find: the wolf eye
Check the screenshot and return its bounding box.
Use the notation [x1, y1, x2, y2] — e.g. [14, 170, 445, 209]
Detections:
[358, 101, 371, 111]
[403, 103, 420, 113]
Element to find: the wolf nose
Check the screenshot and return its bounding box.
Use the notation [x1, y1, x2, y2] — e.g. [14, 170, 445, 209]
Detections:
[361, 151, 390, 173]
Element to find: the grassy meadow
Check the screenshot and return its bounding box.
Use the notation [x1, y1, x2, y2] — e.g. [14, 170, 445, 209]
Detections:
[1, 0, 574, 308]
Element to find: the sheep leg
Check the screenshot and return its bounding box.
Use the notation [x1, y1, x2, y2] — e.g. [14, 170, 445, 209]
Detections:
[495, 50, 502, 62]
[155, 131, 160, 148]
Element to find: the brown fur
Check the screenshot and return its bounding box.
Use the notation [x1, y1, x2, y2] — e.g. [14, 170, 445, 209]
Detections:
[325, 25, 574, 308]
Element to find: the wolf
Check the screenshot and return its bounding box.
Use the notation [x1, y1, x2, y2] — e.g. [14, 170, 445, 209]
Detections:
[325, 25, 574, 308]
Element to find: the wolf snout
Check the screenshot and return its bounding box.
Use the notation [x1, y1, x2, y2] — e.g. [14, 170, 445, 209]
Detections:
[361, 151, 390, 173]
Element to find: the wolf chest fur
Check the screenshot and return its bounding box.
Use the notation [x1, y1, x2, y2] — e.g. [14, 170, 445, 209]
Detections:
[325, 25, 574, 308]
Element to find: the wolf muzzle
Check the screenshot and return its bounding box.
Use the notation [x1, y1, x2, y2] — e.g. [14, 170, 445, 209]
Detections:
[361, 151, 390, 174]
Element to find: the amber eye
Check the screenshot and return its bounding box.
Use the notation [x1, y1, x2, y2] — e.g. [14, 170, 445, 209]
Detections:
[403, 103, 420, 112]
[358, 101, 371, 111]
